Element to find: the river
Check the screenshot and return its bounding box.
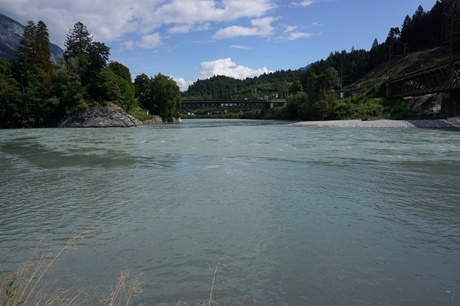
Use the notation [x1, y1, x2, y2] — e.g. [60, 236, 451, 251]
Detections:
[0, 119, 459, 305]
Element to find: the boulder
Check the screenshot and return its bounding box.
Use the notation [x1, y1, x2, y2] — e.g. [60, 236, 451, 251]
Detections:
[59, 104, 143, 128]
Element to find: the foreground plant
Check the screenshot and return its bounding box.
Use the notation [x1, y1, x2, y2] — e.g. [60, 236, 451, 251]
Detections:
[0, 231, 143, 306]
[163, 259, 256, 306]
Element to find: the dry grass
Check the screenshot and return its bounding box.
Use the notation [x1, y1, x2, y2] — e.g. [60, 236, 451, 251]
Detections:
[0, 231, 143, 306]
[1, 237, 252, 306]
[160, 259, 256, 306]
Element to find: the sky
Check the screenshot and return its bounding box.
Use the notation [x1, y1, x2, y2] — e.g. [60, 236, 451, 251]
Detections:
[1, 0, 438, 91]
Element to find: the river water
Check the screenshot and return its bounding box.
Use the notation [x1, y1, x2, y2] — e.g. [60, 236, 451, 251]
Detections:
[0, 119, 459, 305]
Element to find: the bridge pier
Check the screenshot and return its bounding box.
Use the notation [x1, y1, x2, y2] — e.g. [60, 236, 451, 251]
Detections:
[450, 89, 460, 116]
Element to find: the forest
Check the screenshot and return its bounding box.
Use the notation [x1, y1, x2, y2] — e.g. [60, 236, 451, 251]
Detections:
[183, 0, 460, 120]
[0, 22, 181, 128]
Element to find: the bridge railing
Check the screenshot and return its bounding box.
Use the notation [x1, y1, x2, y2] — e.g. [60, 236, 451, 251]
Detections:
[388, 56, 460, 98]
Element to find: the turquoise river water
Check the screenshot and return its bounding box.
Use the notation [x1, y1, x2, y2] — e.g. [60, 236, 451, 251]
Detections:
[0, 119, 459, 305]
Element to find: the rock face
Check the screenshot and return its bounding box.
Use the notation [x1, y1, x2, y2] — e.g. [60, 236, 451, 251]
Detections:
[404, 93, 448, 115]
[0, 13, 63, 62]
[59, 105, 143, 128]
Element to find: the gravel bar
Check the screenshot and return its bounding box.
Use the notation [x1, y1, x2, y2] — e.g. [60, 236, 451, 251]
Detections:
[291, 117, 460, 129]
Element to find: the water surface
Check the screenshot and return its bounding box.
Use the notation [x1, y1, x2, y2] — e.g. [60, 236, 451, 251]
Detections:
[1, 120, 459, 305]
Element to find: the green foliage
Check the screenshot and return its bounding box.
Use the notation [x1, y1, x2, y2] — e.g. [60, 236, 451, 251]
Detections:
[134, 73, 151, 108]
[88, 68, 122, 102]
[0, 58, 22, 127]
[77, 100, 89, 111]
[134, 73, 182, 120]
[183, 70, 303, 101]
[109, 61, 132, 81]
[108, 62, 135, 110]
[329, 94, 382, 120]
[51, 57, 84, 117]
[64, 22, 92, 60]
[288, 80, 303, 95]
[382, 98, 421, 119]
[150, 73, 181, 121]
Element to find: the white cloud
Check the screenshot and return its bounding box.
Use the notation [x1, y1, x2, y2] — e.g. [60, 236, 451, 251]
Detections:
[138, 33, 162, 49]
[213, 17, 278, 39]
[172, 77, 193, 92]
[283, 25, 315, 40]
[292, 0, 315, 7]
[0, 0, 276, 47]
[288, 32, 314, 40]
[285, 26, 298, 33]
[167, 23, 210, 34]
[199, 58, 271, 80]
[122, 40, 136, 50]
[231, 45, 252, 49]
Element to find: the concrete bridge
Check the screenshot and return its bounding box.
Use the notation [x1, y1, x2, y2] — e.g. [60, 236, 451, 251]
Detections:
[387, 56, 460, 115]
[181, 99, 287, 112]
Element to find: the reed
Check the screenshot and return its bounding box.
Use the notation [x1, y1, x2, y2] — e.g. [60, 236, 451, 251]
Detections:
[1, 237, 253, 306]
[0, 231, 142, 306]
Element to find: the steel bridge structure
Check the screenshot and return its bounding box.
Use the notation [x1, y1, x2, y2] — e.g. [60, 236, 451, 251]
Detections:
[387, 56, 460, 115]
[181, 100, 287, 112]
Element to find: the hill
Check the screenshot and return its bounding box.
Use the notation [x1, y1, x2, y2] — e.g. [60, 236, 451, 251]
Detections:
[0, 14, 63, 62]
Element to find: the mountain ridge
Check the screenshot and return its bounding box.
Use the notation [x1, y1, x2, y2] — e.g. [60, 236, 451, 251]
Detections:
[0, 13, 63, 63]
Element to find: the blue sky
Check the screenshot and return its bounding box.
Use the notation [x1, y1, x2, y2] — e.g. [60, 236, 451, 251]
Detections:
[1, 0, 437, 91]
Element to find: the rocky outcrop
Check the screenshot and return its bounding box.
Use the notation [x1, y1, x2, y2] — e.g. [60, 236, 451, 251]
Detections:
[59, 104, 143, 128]
[404, 93, 448, 115]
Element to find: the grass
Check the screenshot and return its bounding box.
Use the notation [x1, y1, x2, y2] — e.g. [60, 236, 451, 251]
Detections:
[1, 237, 253, 306]
[0, 231, 143, 306]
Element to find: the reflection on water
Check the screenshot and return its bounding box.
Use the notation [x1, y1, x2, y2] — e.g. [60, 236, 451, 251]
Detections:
[0, 121, 459, 305]
[1, 138, 136, 169]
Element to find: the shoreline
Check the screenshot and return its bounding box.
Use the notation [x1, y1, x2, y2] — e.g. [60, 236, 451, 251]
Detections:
[290, 117, 460, 129]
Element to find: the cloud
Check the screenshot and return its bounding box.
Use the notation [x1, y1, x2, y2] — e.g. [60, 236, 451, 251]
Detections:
[138, 33, 162, 49]
[213, 17, 278, 39]
[230, 45, 252, 49]
[287, 32, 314, 40]
[284, 25, 314, 40]
[172, 77, 193, 92]
[199, 58, 271, 80]
[292, 0, 314, 7]
[0, 0, 276, 47]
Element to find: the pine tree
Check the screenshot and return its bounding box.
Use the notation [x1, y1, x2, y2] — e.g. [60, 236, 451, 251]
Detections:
[15, 21, 37, 77]
[35, 21, 51, 71]
[64, 22, 92, 59]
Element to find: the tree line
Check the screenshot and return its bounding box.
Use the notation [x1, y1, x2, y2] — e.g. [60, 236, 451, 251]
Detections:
[0, 21, 181, 128]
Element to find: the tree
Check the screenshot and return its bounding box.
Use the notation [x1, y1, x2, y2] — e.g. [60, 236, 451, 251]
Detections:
[108, 61, 135, 109]
[63, 22, 111, 100]
[134, 73, 151, 108]
[51, 57, 84, 116]
[0, 58, 22, 127]
[35, 21, 52, 96]
[15, 21, 37, 77]
[12, 20, 54, 126]
[150, 73, 181, 121]
[288, 80, 303, 95]
[64, 22, 92, 59]
[371, 38, 379, 49]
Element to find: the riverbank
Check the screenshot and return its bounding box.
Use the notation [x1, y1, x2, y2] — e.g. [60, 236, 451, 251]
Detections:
[291, 117, 460, 129]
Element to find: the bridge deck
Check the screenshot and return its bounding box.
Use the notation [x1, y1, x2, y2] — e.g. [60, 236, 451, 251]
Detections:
[181, 100, 286, 111]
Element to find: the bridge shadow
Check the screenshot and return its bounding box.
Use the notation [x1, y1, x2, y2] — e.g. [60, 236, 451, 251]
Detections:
[405, 118, 460, 130]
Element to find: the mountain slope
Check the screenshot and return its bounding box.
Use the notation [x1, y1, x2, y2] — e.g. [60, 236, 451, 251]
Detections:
[0, 13, 63, 62]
